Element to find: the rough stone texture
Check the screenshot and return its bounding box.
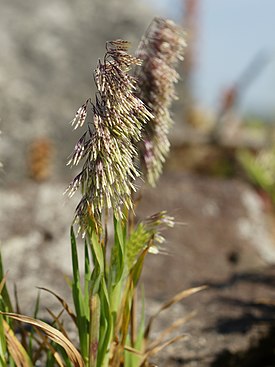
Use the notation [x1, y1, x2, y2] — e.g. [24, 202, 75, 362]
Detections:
[140, 173, 275, 293]
[0, 180, 79, 312]
[1, 173, 275, 366]
[0, 0, 154, 182]
[137, 172, 275, 366]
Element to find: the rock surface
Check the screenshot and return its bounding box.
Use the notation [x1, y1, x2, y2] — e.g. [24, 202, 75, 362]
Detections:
[1, 172, 275, 366]
[0, 0, 154, 182]
[138, 172, 275, 367]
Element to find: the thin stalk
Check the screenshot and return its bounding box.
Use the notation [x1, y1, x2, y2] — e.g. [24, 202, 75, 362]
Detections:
[130, 290, 137, 347]
[89, 294, 100, 367]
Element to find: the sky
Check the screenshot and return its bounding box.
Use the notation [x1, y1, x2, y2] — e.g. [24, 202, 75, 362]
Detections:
[143, 0, 275, 117]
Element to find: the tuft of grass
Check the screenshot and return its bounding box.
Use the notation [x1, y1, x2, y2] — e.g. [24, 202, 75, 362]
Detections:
[0, 17, 206, 367]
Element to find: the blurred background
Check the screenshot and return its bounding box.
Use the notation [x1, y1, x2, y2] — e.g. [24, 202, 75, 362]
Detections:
[1, 0, 275, 178]
[1, 1, 275, 366]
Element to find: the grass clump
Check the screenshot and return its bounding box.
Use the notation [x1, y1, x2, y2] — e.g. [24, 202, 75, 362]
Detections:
[0, 17, 205, 367]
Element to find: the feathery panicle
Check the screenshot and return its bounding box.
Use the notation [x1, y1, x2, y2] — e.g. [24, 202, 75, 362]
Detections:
[67, 40, 153, 232]
[135, 17, 186, 186]
[145, 210, 175, 249]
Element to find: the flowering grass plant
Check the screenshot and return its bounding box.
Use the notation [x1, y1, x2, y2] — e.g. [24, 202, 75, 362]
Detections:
[0, 17, 205, 367]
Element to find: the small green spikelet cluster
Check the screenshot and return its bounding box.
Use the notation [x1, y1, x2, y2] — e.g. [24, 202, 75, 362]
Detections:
[66, 40, 153, 231]
[238, 148, 275, 198]
[126, 211, 174, 268]
[135, 17, 186, 186]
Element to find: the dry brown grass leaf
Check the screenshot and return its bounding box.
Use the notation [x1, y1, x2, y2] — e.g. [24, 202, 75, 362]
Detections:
[3, 319, 33, 367]
[1, 312, 84, 367]
[144, 285, 207, 339]
[38, 286, 77, 325]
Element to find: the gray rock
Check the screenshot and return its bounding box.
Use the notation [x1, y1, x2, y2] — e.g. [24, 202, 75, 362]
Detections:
[1, 173, 275, 365]
[0, 0, 154, 181]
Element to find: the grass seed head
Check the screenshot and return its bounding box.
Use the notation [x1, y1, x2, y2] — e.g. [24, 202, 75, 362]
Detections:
[135, 17, 186, 186]
[67, 40, 153, 233]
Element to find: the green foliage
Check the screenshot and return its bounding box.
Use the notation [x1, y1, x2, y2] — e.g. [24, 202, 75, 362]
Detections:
[71, 227, 89, 362]
[238, 148, 275, 204]
[0, 17, 205, 367]
[67, 211, 178, 367]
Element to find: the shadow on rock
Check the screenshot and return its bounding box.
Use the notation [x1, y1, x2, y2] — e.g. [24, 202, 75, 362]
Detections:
[211, 325, 275, 367]
[204, 269, 275, 290]
[210, 295, 275, 334]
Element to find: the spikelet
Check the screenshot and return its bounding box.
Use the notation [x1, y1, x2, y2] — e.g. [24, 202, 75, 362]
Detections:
[126, 211, 174, 268]
[135, 17, 186, 186]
